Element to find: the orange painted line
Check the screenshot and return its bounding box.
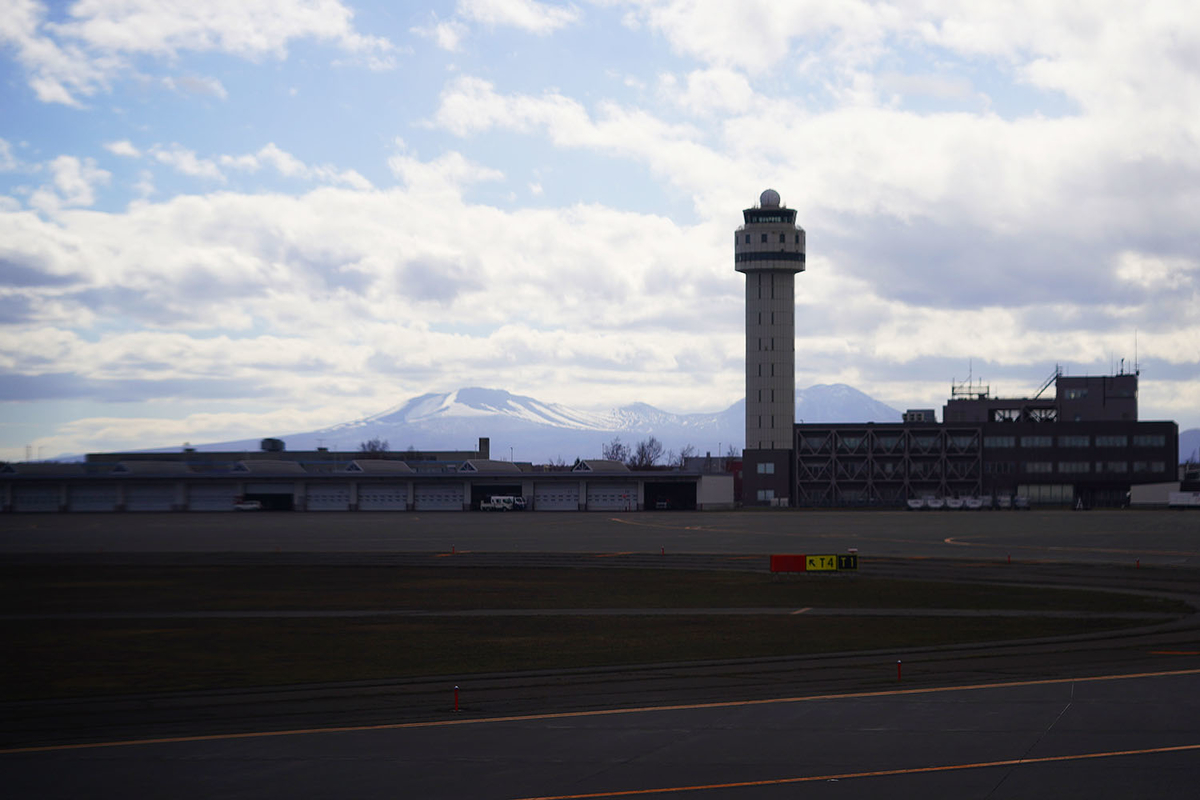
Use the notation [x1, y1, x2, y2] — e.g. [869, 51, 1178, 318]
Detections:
[510, 743, 1200, 800]
[4, 668, 1199, 756]
[790, 607, 812, 615]
[593, 552, 635, 558]
[1151, 650, 1200, 655]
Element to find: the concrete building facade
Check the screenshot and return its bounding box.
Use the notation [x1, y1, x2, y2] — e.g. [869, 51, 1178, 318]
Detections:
[736, 189, 805, 505]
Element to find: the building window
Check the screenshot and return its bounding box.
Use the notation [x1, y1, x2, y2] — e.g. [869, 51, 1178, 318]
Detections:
[757, 489, 775, 501]
[1065, 388, 1088, 400]
[1107, 462, 1128, 473]
[761, 233, 768, 243]
[795, 233, 800, 244]
[1151, 461, 1166, 472]
[1095, 435, 1127, 447]
[984, 436, 1015, 448]
[1058, 435, 1089, 447]
[1133, 435, 1166, 447]
[985, 462, 1014, 474]
[756, 462, 775, 474]
[1025, 462, 1053, 473]
[1133, 461, 1148, 472]
[1058, 462, 1090, 473]
[745, 234, 750, 244]
[1021, 436, 1053, 448]
[779, 233, 786, 243]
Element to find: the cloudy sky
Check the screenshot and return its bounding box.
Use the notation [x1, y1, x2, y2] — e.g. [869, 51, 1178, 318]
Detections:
[2, 0, 1197, 460]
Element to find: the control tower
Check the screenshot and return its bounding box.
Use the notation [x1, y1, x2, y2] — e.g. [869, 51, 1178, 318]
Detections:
[735, 189, 805, 505]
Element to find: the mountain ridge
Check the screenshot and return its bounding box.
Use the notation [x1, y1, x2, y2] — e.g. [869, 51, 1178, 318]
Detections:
[192, 383, 903, 462]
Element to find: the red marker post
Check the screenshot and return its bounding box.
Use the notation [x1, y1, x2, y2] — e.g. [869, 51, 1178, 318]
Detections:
[897, 660, 902, 682]
[454, 685, 459, 712]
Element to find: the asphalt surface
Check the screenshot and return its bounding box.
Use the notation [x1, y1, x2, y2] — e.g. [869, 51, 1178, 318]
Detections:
[3, 509, 1200, 798]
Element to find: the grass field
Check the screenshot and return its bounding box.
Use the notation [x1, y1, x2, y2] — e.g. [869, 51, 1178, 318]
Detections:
[3, 565, 1188, 701]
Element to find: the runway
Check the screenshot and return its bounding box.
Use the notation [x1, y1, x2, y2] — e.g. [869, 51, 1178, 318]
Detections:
[4, 509, 1199, 797]
[6, 670, 1200, 799]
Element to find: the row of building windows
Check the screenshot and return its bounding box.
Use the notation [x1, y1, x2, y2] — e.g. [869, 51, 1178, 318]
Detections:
[743, 233, 801, 244]
[983, 435, 1167, 448]
[990, 461, 1166, 474]
[756, 462, 776, 474]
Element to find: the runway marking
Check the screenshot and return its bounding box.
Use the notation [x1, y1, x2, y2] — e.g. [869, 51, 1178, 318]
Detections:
[790, 607, 811, 615]
[509, 743, 1200, 799]
[4, 668, 1199, 756]
[1151, 650, 1200, 655]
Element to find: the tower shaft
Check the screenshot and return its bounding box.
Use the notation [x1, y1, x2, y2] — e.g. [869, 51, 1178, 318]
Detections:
[735, 191, 805, 453]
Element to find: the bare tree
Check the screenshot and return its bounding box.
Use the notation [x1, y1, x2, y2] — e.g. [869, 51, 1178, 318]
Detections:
[602, 437, 630, 463]
[629, 436, 664, 469]
[359, 437, 390, 457]
[724, 444, 741, 458]
[677, 443, 696, 466]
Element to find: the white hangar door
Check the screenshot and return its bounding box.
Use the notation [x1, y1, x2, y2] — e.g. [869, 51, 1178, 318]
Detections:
[414, 484, 463, 511]
[13, 484, 60, 512]
[125, 484, 176, 511]
[69, 484, 118, 512]
[358, 484, 409, 511]
[188, 484, 239, 511]
[586, 483, 637, 511]
[533, 482, 579, 511]
[307, 484, 351, 511]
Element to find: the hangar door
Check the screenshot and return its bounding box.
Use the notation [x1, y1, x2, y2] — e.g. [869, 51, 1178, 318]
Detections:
[307, 484, 351, 511]
[414, 483, 464, 511]
[643, 481, 696, 511]
[243, 483, 296, 511]
[533, 482, 579, 511]
[188, 484, 239, 511]
[125, 483, 176, 511]
[69, 484, 118, 512]
[470, 483, 523, 510]
[13, 484, 60, 512]
[586, 483, 637, 511]
[358, 484, 409, 511]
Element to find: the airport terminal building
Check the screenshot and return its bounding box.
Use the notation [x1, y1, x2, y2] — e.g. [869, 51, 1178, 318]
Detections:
[785, 372, 1177, 508]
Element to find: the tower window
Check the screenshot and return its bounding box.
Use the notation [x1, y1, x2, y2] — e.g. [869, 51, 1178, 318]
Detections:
[761, 233, 767, 243]
[779, 233, 786, 243]
[795, 233, 800, 244]
[745, 234, 750, 244]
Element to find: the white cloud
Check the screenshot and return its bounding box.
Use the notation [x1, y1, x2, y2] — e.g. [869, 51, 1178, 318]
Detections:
[28, 155, 111, 212]
[162, 74, 229, 99]
[659, 68, 753, 116]
[103, 140, 141, 158]
[457, 0, 581, 34]
[1115, 252, 1199, 293]
[0, 138, 18, 170]
[2, 0, 395, 105]
[151, 144, 225, 181]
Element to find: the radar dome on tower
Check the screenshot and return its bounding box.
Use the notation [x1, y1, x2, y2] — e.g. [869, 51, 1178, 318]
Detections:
[759, 188, 781, 208]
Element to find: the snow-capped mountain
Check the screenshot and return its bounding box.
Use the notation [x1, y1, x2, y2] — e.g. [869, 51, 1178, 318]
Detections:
[194, 384, 903, 463]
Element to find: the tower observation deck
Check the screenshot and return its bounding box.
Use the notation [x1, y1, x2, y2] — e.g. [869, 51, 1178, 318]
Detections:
[736, 188, 805, 453]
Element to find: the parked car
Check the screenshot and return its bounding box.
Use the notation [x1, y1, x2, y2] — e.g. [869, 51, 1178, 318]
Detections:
[233, 500, 262, 511]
